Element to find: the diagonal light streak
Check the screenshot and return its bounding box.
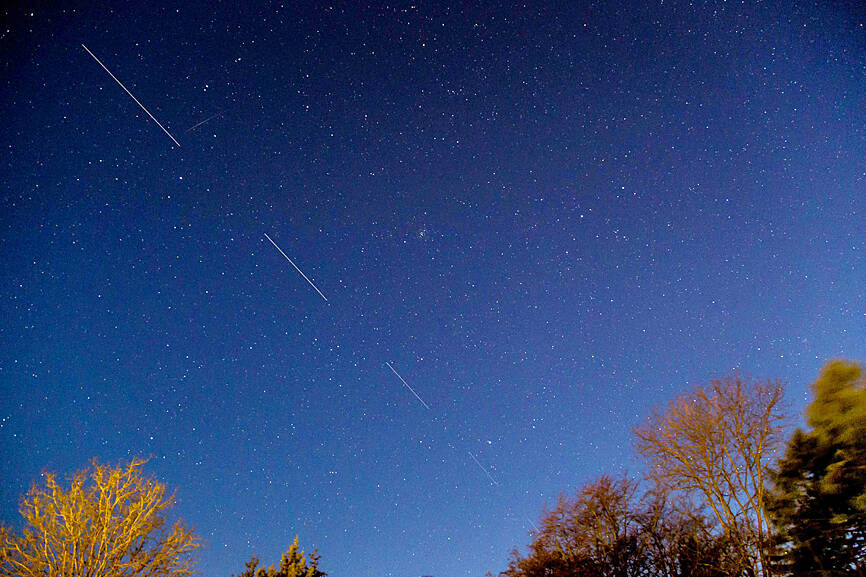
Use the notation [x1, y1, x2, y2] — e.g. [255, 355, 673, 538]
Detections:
[468, 451, 499, 485]
[385, 362, 430, 410]
[82, 44, 181, 148]
[185, 111, 223, 132]
[263, 232, 328, 302]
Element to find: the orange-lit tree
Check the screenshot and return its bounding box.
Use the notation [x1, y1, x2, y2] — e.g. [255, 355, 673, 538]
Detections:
[634, 375, 786, 576]
[0, 458, 200, 577]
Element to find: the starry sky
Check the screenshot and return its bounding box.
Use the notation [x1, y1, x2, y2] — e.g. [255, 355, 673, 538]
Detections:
[1, 2, 864, 576]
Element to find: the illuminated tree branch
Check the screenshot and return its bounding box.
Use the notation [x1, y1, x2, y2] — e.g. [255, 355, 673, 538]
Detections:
[0, 458, 200, 577]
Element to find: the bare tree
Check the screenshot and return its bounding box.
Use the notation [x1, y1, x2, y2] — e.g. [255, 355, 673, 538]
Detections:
[0, 458, 200, 577]
[501, 474, 647, 577]
[633, 375, 786, 576]
[495, 475, 742, 577]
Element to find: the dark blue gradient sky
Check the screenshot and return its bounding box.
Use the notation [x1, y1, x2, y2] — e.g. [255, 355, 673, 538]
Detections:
[1, 2, 864, 576]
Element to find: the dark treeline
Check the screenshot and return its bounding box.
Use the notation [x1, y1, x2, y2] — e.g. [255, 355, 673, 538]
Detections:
[494, 360, 866, 577]
[2, 360, 862, 577]
[231, 538, 326, 577]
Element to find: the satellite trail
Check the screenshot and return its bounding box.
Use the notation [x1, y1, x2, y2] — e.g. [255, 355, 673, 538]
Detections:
[467, 451, 499, 485]
[186, 111, 223, 132]
[386, 362, 431, 410]
[81, 44, 181, 148]
[263, 232, 328, 302]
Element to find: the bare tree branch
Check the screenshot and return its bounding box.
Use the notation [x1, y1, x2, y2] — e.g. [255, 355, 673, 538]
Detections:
[0, 459, 200, 577]
[634, 375, 786, 577]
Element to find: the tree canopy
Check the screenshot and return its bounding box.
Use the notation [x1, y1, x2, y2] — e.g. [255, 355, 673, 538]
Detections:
[232, 537, 326, 577]
[768, 360, 866, 575]
[633, 375, 786, 576]
[498, 475, 742, 577]
[0, 458, 200, 577]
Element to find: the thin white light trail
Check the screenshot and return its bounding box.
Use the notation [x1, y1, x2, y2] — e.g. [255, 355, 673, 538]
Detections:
[467, 450, 499, 486]
[185, 111, 222, 132]
[82, 44, 181, 148]
[263, 232, 328, 302]
[385, 362, 430, 410]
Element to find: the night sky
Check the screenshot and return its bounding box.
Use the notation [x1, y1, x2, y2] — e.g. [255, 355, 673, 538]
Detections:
[1, 2, 864, 576]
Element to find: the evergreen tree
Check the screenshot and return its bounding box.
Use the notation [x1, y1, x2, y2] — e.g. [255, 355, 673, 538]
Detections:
[233, 536, 326, 577]
[768, 360, 866, 575]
